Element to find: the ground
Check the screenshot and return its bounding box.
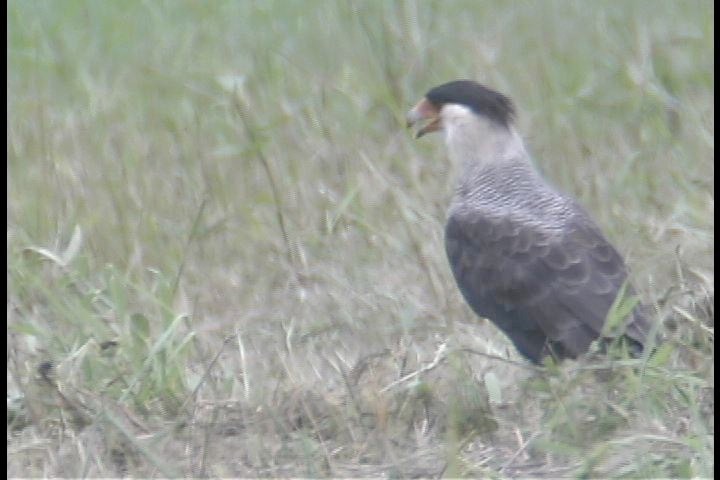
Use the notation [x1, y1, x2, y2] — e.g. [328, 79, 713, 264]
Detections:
[8, 1, 713, 478]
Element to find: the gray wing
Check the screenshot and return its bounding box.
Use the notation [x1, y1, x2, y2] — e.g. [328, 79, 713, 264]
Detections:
[445, 207, 651, 363]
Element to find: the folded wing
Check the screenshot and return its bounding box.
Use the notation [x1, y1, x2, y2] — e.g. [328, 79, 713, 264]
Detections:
[445, 205, 650, 363]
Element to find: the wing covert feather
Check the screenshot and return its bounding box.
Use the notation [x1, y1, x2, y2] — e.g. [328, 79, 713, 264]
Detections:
[445, 207, 647, 362]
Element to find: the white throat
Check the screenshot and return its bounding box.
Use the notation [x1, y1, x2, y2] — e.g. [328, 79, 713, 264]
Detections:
[440, 104, 527, 171]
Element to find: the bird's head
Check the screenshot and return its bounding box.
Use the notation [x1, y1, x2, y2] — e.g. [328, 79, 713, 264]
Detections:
[406, 80, 516, 139]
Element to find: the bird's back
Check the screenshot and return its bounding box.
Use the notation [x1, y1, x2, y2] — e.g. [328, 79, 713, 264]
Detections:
[445, 158, 652, 363]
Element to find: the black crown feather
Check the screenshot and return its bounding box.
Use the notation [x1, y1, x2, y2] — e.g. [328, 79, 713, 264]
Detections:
[426, 80, 516, 127]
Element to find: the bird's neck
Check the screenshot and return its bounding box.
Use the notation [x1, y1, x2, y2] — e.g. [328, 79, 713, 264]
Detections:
[445, 118, 538, 194]
[445, 115, 527, 170]
[445, 118, 558, 213]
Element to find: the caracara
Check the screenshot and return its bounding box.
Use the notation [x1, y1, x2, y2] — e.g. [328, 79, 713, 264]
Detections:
[407, 80, 652, 364]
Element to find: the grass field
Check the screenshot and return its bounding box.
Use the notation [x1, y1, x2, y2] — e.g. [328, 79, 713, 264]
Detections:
[8, 0, 714, 477]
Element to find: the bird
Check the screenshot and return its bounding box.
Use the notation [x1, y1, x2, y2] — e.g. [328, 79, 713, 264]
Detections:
[406, 79, 653, 364]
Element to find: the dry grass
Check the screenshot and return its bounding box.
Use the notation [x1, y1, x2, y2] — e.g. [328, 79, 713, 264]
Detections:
[8, 0, 713, 478]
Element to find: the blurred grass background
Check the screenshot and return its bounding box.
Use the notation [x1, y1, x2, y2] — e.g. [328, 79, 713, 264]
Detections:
[8, 0, 713, 477]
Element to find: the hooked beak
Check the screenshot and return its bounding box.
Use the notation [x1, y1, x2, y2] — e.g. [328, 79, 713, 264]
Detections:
[406, 98, 441, 138]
